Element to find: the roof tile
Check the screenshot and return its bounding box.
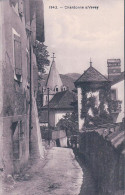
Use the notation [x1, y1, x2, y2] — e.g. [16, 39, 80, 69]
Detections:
[75, 66, 109, 84]
[42, 90, 76, 109]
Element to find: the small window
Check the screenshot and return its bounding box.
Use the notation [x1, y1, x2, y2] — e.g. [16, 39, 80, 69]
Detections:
[14, 34, 22, 82]
[54, 86, 59, 92]
[111, 89, 116, 100]
[26, 50, 30, 81]
[63, 86, 66, 91]
[12, 121, 19, 160]
[20, 121, 24, 139]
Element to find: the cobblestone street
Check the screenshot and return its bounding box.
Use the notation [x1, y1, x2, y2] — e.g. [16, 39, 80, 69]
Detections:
[2, 147, 83, 195]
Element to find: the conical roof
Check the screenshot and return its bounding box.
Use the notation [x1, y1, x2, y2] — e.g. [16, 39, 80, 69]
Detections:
[46, 60, 63, 90]
[75, 66, 109, 85]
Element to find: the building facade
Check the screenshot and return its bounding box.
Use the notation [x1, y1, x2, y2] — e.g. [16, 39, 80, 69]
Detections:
[0, 0, 44, 176]
[111, 72, 124, 123]
[75, 60, 124, 131]
[40, 90, 76, 127]
[42, 57, 67, 106]
[74, 61, 111, 131]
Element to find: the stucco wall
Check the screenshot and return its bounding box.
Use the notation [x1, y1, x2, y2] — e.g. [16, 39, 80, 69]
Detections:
[55, 110, 68, 126]
[59, 137, 67, 147]
[111, 80, 124, 122]
[77, 87, 84, 131]
[49, 110, 72, 127]
[30, 97, 44, 160]
[49, 111, 55, 127]
[0, 0, 45, 176]
[0, 1, 30, 175]
[0, 2, 4, 170]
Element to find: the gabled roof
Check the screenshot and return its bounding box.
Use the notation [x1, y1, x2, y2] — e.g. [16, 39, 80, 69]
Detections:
[46, 60, 63, 90]
[42, 90, 76, 110]
[111, 71, 125, 86]
[75, 66, 109, 85]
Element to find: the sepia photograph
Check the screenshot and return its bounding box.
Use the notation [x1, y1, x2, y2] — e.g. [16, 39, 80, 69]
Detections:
[0, 0, 124, 194]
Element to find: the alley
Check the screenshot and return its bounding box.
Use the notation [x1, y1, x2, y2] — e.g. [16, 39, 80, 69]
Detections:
[3, 147, 83, 195]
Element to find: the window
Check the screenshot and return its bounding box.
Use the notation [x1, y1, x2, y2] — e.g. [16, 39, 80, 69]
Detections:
[26, 49, 30, 87]
[63, 86, 67, 91]
[20, 121, 24, 140]
[14, 34, 22, 82]
[12, 120, 24, 160]
[111, 89, 117, 100]
[55, 86, 59, 92]
[12, 121, 19, 160]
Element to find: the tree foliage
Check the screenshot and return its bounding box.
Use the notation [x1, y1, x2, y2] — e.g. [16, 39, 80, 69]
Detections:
[34, 40, 50, 73]
[56, 112, 78, 137]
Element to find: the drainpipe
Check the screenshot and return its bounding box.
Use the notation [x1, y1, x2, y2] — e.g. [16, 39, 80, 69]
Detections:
[29, 31, 32, 152]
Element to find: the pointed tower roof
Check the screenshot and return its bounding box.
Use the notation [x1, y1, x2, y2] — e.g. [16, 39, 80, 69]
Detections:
[75, 66, 109, 83]
[74, 61, 110, 88]
[46, 55, 63, 90]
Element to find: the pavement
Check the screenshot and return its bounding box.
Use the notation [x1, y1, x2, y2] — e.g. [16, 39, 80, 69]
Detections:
[2, 147, 83, 195]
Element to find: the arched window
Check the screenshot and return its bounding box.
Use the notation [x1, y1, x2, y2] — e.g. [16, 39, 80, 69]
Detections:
[54, 85, 59, 92]
[62, 85, 67, 91]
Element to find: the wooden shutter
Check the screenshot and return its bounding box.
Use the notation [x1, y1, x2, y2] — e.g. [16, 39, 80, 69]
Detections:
[14, 34, 22, 75]
[12, 122, 20, 160]
[27, 52, 30, 82]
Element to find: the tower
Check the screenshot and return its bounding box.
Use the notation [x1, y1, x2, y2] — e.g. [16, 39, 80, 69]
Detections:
[45, 53, 63, 92]
[107, 59, 121, 81]
[74, 59, 111, 131]
[42, 53, 64, 106]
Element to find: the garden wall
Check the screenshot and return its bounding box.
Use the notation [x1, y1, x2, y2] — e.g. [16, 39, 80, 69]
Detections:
[79, 130, 124, 195]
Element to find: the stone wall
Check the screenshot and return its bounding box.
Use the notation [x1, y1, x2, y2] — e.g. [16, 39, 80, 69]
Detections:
[79, 130, 125, 195]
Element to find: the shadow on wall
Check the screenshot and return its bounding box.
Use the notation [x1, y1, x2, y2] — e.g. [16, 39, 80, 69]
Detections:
[79, 130, 125, 195]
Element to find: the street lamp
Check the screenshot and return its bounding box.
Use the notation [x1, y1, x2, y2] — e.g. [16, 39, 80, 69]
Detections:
[47, 87, 50, 145]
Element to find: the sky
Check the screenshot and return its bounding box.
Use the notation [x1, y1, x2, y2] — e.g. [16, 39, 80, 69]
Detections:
[43, 0, 124, 75]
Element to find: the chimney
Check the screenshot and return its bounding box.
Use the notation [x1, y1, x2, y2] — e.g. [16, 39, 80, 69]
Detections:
[107, 59, 121, 81]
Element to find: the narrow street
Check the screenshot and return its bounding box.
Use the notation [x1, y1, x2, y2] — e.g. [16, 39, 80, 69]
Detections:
[2, 147, 83, 195]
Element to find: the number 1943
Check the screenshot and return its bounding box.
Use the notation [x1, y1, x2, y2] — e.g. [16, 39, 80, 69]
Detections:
[49, 6, 58, 9]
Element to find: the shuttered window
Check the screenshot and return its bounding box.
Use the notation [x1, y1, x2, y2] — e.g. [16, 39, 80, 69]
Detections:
[27, 51, 30, 83]
[14, 34, 22, 76]
[12, 122, 20, 160]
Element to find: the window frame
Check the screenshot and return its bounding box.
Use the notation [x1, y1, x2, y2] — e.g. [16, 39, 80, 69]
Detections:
[12, 28, 22, 83]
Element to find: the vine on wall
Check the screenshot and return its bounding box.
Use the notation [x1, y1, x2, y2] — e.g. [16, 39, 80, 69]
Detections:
[81, 87, 113, 128]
